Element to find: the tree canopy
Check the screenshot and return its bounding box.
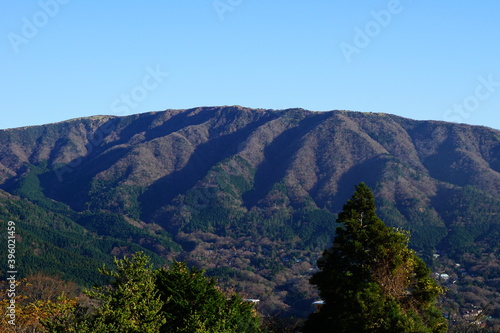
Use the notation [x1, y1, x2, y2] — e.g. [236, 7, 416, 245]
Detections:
[43, 252, 165, 332]
[302, 183, 447, 333]
[156, 261, 261, 333]
[40, 252, 262, 333]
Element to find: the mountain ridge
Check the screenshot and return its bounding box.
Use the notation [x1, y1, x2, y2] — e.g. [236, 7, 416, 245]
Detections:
[1, 106, 499, 241]
[0, 106, 499, 317]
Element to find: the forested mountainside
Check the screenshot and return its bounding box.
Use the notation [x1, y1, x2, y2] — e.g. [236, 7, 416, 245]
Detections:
[0, 106, 499, 319]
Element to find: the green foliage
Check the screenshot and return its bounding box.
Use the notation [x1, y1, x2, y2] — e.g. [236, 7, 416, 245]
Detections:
[156, 261, 262, 333]
[292, 209, 338, 249]
[87, 179, 146, 219]
[0, 196, 168, 286]
[42, 253, 262, 333]
[7, 162, 75, 216]
[78, 211, 149, 242]
[77, 211, 179, 255]
[0, 198, 111, 285]
[1, 108, 499, 323]
[87, 178, 121, 211]
[205, 266, 243, 283]
[440, 186, 500, 258]
[189, 206, 232, 234]
[229, 174, 252, 193]
[120, 185, 147, 219]
[302, 183, 447, 333]
[44, 252, 166, 332]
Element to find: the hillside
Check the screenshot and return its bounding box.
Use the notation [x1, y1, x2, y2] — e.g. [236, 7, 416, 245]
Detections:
[0, 106, 499, 319]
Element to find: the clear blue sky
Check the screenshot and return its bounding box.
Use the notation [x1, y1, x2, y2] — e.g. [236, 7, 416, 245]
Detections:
[2, 1, 500, 130]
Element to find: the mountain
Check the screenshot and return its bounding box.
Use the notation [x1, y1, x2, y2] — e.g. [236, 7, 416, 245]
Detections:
[0, 106, 499, 317]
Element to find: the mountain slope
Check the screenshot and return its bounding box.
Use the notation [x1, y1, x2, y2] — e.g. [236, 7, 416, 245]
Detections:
[0, 106, 499, 316]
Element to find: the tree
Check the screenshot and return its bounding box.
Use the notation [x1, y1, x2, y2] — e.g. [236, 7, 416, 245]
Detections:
[156, 261, 262, 333]
[43, 252, 166, 332]
[0, 275, 80, 332]
[41, 253, 262, 332]
[20, 272, 80, 303]
[302, 183, 447, 333]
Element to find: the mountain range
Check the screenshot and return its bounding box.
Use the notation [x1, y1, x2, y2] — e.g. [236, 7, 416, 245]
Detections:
[0, 106, 499, 316]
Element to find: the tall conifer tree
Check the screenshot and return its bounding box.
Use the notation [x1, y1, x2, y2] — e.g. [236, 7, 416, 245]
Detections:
[302, 183, 447, 333]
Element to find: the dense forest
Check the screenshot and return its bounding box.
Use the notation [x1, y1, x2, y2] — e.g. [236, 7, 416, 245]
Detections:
[1, 184, 497, 332]
[0, 107, 499, 330]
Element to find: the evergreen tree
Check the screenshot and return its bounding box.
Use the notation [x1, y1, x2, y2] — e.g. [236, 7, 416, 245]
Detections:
[302, 183, 447, 333]
[44, 252, 166, 332]
[156, 261, 262, 333]
[42, 254, 262, 332]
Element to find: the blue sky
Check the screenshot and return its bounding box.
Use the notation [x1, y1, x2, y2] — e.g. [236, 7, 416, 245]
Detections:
[2, 1, 500, 130]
